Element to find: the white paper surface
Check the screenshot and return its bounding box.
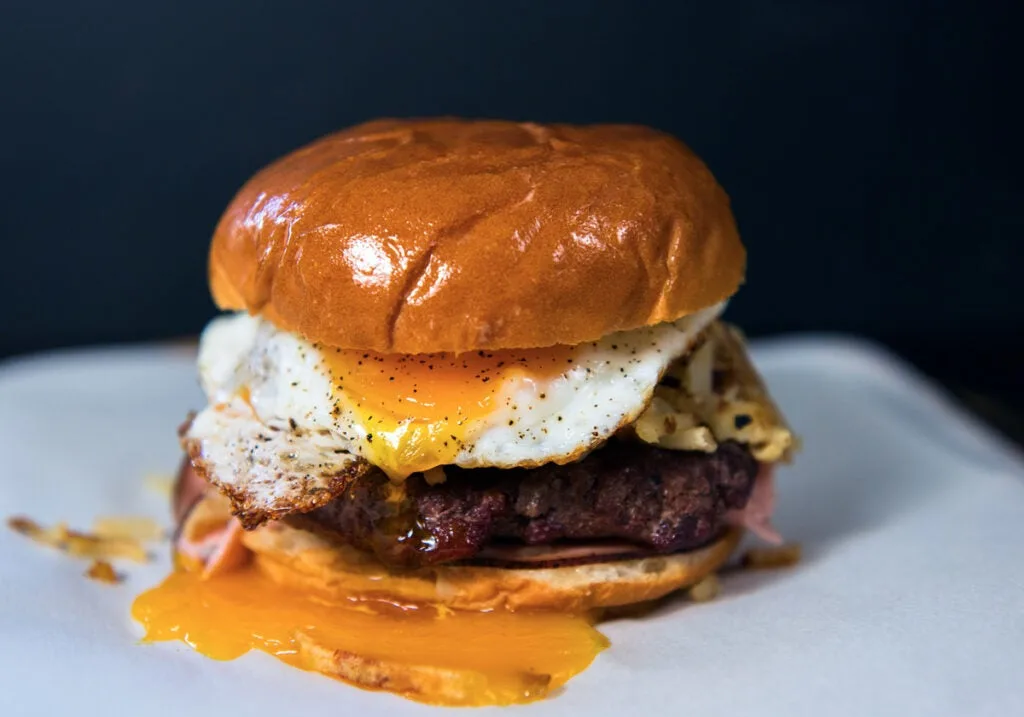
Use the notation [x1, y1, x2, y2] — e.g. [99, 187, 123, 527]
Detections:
[1, 337, 1023, 716]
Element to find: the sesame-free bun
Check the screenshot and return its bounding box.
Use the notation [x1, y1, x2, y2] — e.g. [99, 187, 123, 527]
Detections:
[241, 520, 742, 612]
[210, 118, 745, 353]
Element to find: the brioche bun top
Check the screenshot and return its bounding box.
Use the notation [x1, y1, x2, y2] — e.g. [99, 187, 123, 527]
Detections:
[210, 118, 745, 353]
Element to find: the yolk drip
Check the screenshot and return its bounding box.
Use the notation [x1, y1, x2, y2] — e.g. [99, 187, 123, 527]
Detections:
[321, 345, 575, 478]
[132, 566, 608, 706]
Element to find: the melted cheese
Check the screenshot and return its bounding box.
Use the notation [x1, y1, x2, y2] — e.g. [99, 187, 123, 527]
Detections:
[132, 567, 608, 706]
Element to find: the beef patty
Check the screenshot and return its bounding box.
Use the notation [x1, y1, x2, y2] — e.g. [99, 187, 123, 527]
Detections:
[299, 440, 758, 568]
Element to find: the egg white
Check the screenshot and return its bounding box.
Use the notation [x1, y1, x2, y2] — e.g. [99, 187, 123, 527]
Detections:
[184, 302, 724, 520]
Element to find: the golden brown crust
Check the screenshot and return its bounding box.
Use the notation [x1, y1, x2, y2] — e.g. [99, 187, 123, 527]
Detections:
[183, 440, 370, 529]
[241, 520, 742, 612]
[293, 635, 552, 706]
[210, 118, 745, 352]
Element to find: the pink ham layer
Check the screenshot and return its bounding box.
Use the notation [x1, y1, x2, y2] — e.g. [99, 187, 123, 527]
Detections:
[724, 464, 781, 544]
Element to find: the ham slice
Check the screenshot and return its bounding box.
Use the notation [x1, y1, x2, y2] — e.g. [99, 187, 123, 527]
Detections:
[172, 454, 208, 524]
[725, 464, 782, 544]
[476, 541, 651, 564]
[175, 517, 249, 577]
[173, 462, 251, 576]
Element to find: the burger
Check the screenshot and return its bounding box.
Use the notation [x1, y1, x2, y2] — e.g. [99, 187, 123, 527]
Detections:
[134, 118, 797, 706]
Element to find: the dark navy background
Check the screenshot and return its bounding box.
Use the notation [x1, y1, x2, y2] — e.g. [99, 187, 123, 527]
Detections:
[1, 1, 1021, 414]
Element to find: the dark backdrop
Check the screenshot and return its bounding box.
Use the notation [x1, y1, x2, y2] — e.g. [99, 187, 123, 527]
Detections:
[2, 1, 1021, 411]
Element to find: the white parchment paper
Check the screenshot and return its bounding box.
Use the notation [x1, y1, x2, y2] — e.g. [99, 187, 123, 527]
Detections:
[1, 337, 1022, 716]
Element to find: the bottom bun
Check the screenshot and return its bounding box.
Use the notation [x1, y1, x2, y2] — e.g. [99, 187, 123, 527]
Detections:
[241, 521, 742, 612]
[291, 631, 558, 705]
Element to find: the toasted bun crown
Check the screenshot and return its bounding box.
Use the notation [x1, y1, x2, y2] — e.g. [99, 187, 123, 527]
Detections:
[210, 118, 745, 352]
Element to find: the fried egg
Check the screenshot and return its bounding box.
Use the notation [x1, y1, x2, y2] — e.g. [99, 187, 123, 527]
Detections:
[184, 302, 724, 523]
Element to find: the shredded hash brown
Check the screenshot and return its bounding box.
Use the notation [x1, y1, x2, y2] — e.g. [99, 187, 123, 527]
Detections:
[85, 560, 121, 584]
[7, 513, 170, 577]
[741, 543, 803, 569]
[634, 322, 796, 463]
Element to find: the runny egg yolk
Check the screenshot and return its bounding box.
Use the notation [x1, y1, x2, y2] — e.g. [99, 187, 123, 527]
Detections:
[132, 566, 608, 706]
[321, 345, 575, 479]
